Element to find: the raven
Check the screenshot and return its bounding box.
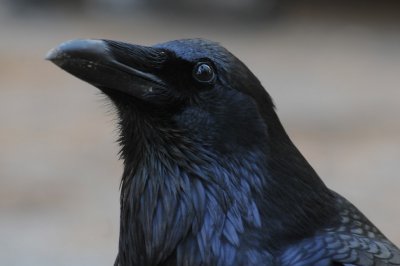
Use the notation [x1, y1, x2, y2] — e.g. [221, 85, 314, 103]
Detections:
[47, 39, 400, 266]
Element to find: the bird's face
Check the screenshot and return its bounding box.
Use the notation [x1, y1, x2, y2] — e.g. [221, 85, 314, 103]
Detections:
[47, 39, 273, 153]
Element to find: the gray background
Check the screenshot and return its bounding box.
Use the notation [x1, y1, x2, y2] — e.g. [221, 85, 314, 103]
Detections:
[0, 1, 399, 265]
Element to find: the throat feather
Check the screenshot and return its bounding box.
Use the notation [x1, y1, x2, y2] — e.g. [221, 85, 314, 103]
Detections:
[117, 142, 267, 265]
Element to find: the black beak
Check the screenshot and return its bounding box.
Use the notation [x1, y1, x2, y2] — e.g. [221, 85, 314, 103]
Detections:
[46, 39, 167, 99]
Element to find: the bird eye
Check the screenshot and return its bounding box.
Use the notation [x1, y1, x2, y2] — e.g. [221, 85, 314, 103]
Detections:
[193, 62, 215, 83]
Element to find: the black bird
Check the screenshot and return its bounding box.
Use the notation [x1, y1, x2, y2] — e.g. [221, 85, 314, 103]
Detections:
[47, 38, 400, 266]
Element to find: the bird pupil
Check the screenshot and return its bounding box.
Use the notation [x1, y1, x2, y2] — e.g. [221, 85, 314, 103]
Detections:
[194, 63, 214, 82]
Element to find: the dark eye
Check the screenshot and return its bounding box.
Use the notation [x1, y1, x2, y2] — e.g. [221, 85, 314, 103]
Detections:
[193, 62, 215, 83]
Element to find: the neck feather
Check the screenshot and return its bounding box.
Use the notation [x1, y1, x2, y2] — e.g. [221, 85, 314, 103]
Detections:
[115, 111, 336, 265]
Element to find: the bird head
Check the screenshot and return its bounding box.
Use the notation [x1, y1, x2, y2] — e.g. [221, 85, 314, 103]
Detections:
[47, 39, 336, 250]
[47, 39, 276, 155]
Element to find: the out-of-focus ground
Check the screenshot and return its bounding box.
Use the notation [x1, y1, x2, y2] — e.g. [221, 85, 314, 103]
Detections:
[0, 1, 399, 265]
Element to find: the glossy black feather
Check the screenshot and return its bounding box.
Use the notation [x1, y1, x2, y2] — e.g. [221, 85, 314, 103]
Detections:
[280, 193, 400, 266]
[48, 38, 400, 266]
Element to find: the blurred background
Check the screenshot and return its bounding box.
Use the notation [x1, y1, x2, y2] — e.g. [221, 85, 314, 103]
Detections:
[0, 0, 399, 265]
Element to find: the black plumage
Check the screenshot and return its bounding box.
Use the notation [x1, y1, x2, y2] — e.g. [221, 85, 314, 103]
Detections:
[47, 38, 400, 266]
